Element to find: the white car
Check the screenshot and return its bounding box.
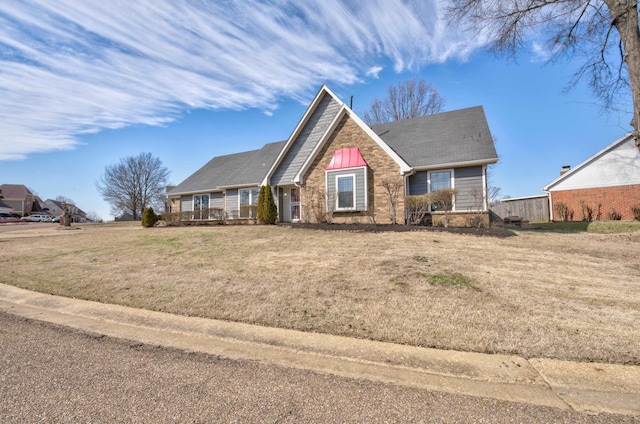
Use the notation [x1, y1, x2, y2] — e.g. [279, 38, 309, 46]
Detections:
[20, 214, 52, 222]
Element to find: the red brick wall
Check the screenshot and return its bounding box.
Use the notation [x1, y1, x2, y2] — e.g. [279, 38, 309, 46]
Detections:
[550, 184, 640, 221]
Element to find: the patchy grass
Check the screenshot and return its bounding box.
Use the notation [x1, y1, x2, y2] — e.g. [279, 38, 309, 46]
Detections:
[519, 220, 640, 234]
[1, 223, 639, 365]
[426, 272, 473, 287]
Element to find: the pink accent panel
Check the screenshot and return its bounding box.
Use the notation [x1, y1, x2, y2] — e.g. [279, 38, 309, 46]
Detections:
[325, 147, 368, 170]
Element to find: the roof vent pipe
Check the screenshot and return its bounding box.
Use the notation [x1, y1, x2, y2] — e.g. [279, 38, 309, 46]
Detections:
[560, 165, 571, 175]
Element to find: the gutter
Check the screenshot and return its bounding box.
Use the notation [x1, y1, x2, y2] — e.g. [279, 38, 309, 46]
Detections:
[411, 158, 498, 172]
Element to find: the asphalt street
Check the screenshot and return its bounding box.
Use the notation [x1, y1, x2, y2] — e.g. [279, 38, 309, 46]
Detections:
[1, 312, 634, 423]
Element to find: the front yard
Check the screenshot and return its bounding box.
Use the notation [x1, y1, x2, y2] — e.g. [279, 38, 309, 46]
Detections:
[1, 222, 638, 364]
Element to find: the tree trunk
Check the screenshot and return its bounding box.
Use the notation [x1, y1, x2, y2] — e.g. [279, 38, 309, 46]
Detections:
[607, 0, 640, 147]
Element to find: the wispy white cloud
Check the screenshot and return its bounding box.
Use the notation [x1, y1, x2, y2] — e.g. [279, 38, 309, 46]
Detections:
[0, 0, 487, 160]
[530, 41, 560, 63]
[366, 66, 384, 79]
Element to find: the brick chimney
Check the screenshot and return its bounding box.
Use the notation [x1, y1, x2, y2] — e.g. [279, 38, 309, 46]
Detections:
[560, 165, 571, 176]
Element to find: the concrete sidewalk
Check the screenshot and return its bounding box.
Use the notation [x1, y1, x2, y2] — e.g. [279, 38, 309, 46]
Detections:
[0, 283, 638, 417]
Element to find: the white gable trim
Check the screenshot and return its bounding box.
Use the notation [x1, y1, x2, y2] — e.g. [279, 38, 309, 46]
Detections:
[263, 85, 344, 186]
[543, 132, 634, 191]
[293, 105, 412, 185]
[295, 106, 348, 185]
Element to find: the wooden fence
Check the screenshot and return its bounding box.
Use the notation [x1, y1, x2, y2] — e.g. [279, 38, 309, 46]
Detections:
[491, 195, 550, 223]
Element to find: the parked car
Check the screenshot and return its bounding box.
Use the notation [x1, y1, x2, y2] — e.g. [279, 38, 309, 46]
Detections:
[20, 214, 52, 222]
[52, 216, 60, 223]
[0, 212, 21, 223]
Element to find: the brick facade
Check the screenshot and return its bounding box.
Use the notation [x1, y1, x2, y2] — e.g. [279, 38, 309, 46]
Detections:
[302, 115, 404, 224]
[550, 184, 640, 221]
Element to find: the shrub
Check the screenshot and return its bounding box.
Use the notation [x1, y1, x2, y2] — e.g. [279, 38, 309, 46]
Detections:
[554, 202, 573, 221]
[607, 208, 622, 220]
[405, 195, 431, 225]
[579, 200, 594, 221]
[141, 207, 159, 227]
[632, 204, 640, 221]
[258, 184, 278, 224]
[302, 187, 332, 223]
[257, 185, 266, 223]
[239, 205, 257, 220]
[429, 188, 458, 227]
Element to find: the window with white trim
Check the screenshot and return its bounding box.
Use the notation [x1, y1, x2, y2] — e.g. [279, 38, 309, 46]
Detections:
[238, 188, 260, 218]
[428, 170, 453, 211]
[336, 174, 355, 210]
[193, 194, 210, 219]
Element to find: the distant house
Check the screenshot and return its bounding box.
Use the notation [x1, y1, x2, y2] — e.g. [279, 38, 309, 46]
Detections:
[168, 85, 498, 225]
[43, 199, 87, 223]
[543, 133, 640, 221]
[0, 184, 41, 216]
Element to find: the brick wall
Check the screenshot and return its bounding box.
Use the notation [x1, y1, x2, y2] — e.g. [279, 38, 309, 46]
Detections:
[550, 184, 640, 221]
[302, 114, 404, 224]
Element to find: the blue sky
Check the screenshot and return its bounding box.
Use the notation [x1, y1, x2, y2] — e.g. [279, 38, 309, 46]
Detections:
[0, 1, 633, 220]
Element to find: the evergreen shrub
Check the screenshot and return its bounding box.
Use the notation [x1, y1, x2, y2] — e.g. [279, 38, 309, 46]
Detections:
[142, 207, 159, 227]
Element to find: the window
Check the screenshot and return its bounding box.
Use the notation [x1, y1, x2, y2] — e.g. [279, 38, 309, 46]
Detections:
[193, 194, 210, 219]
[239, 188, 260, 218]
[429, 171, 451, 192]
[429, 171, 453, 212]
[336, 175, 355, 210]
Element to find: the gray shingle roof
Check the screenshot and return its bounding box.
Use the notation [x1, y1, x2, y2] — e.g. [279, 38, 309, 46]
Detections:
[371, 106, 497, 168]
[169, 141, 286, 195]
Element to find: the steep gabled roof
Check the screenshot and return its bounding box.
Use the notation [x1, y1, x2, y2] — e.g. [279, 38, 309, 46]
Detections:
[371, 106, 498, 169]
[274, 86, 411, 185]
[168, 141, 286, 196]
[0, 184, 32, 199]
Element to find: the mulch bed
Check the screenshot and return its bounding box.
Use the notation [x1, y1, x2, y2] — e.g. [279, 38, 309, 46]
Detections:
[279, 223, 516, 238]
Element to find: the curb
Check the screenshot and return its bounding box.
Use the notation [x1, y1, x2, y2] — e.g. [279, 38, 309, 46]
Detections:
[0, 283, 638, 416]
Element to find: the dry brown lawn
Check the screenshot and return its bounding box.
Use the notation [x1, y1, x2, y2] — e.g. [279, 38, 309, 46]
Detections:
[1, 222, 639, 364]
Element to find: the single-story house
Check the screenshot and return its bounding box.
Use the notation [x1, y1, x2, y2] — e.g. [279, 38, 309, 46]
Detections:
[168, 85, 498, 225]
[543, 133, 640, 221]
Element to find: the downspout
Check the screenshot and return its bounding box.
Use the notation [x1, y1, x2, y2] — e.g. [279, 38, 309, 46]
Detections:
[295, 181, 302, 222]
[483, 165, 488, 212]
[403, 169, 415, 224]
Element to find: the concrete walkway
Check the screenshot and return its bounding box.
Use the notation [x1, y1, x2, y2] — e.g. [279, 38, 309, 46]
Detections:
[1, 283, 638, 417]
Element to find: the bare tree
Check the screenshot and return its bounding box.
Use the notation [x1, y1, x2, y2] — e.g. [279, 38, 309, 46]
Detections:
[430, 188, 459, 228]
[447, 0, 640, 148]
[85, 211, 102, 223]
[363, 78, 445, 125]
[55, 195, 75, 205]
[96, 152, 170, 220]
[379, 178, 403, 224]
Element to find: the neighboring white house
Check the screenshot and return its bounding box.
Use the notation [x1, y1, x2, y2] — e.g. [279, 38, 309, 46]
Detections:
[543, 133, 640, 221]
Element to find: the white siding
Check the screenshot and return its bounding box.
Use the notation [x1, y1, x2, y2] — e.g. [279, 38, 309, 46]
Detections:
[181, 196, 193, 212]
[211, 192, 224, 209]
[550, 137, 640, 191]
[226, 189, 238, 217]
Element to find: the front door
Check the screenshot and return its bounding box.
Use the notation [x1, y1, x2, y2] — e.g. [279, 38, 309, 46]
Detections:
[290, 188, 300, 221]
